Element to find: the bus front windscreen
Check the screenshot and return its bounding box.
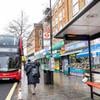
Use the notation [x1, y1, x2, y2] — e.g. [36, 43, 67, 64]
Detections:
[0, 54, 20, 71]
[0, 35, 21, 72]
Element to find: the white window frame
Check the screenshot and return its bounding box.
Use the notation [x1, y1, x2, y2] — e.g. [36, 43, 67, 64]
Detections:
[72, 0, 78, 6]
[73, 3, 79, 16]
[72, 0, 79, 16]
[85, 0, 93, 5]
[59, 12, 63, 21]
[59, 0, 62, 7]
[55, 17, 58, 25]
[62, 9, 65, 18]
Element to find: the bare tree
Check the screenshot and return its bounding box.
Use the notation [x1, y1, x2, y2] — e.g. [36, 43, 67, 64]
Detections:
[6, 11, 31, 37]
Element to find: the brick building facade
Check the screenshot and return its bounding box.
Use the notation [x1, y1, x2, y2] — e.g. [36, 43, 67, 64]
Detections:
[27, 23, 43, 58]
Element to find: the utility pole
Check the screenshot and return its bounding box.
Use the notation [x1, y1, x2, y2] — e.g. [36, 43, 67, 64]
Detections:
[49, 0, 54, 85]
[43, 0, 53, 85]
[20, 11, 23, 36]
[50, 0, 52, 56]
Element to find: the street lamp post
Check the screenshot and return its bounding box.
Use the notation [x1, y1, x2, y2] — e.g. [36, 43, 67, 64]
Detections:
[49, 0, 52, 56]
[49, 0, 54, 85]
[43, 0, 54, 85]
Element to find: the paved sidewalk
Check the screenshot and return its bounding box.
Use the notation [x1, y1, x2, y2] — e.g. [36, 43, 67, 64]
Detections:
[12, 70, 100, 100]
[26, 72, 92, 100]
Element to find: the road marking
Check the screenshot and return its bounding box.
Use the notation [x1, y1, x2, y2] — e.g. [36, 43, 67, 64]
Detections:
[5, 82, 18, 100]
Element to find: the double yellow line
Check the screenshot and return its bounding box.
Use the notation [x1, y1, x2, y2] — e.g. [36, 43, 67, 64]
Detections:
[5, 82, 18, 100]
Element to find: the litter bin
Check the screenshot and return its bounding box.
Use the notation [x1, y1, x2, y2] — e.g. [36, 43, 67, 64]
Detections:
[68, 67, 70, 75]
[44, 70, 53, 84]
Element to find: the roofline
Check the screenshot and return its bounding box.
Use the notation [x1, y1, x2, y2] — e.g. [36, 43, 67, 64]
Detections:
[54, 0, 99, 39]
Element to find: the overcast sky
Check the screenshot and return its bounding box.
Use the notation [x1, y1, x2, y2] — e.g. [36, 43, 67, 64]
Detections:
[0, 0, 56, 34]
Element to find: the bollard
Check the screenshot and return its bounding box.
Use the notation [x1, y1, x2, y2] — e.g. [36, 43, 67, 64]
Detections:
[18, 88, 23, 100]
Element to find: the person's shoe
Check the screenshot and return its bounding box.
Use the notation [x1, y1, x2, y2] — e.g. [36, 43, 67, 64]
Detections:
[32, 93, 36, 95]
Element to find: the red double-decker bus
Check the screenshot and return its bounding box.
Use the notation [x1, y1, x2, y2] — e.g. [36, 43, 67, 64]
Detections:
[0, 34, 23, 81]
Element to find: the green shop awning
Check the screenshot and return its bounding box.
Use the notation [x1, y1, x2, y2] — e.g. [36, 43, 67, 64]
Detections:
[52, 41, 64, 50]
[46, 53, 61, 59]
[53, 53, 61, 59]
[46, 54, 51, 59]
[45, 41, 64, 58]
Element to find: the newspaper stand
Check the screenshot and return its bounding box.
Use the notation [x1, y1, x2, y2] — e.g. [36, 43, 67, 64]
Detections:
[54, 1, 100, 99]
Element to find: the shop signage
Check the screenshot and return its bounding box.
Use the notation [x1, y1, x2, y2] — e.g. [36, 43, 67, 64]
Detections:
[65, 41, 88, 51]
[49, 57, 55, 71]
[52, 41, 64, 50]
[70, 67, 85, 76]
[43, 22, 50, 39]
[43, 40, 50, 49]
[43, 32, 50, 39]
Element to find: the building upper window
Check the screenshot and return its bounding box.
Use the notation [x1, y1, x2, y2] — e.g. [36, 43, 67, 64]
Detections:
[72, 0, 79, 16]
[72, 0, 78, 6]
[85, 0, 93, 5]
[62, 9, 65, 18]
[62, 0, 64, 3]
[39, 30, 42, 37]
[55, 17, 58, 25]
[59, 11, 63, 21]
[55, 25, 58, 33]
[52, 19, 55, 27]
[58, 0, 62, 7]
[59, 21, 63, 30]
[55, 5, 57, 12]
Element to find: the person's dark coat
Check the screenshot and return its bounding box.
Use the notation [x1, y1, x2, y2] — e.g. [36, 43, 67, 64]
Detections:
[25, 62, 40, 85]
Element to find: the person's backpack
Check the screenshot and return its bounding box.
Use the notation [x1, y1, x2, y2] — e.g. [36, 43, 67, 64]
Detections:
[31, 66, 38, 77]
[25, 63, 32, 75]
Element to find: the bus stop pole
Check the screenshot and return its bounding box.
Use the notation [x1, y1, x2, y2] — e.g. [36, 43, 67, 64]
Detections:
[88, 39, 94, 99]
[49, 0, 53, 85]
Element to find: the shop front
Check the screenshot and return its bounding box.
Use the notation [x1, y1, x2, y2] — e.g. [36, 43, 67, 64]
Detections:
[61, 41, 88, 76]
[54, 0, 100, 99]
[53, 53, 61, 72]
[77, 44, 100, 57]
[45, 52, 61, 72]
[76, 43, 100, 69]
[44, 40, 64, 72]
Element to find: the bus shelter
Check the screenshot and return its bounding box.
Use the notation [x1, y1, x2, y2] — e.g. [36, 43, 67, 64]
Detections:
[54, 0, 100, 99]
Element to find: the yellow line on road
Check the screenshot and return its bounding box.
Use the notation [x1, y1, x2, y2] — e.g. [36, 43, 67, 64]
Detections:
[5, 82, 18, 100]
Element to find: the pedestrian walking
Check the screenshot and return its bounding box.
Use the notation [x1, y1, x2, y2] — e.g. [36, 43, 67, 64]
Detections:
[25, 59, 40, 95]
